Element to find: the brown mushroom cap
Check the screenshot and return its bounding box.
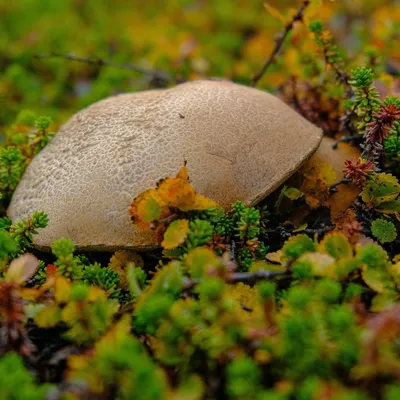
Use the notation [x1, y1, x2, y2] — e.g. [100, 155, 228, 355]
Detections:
[8, 80, 322, 250]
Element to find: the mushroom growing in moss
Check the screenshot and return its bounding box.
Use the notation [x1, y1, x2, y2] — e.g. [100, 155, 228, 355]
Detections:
[8, 80, 322, 250]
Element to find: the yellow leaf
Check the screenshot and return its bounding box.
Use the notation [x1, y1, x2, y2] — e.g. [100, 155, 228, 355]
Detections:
[361, 265, 395, 294]
[335, 258, 359, 280]
[266, 250, 282, 264]
[225, 283, 265, 327]
[55, 276, 71, 304]
[19, 288, 42, 301]
[162, 219, 189, 250]
[88, 286, 107, 302]
[283, 187, 304, 201]
[319, 232, 353, 260]
[61, 302, 79, 323]
[186, 194, 218, 211]
[264, 3, 285, 23]
[96, 314, 132, 352]
[299, 252, 336, 278]
[361, 173, 400, 210]
[317, 162, 337, 186]
[34, 304, 62, 328]
[68, 354, 90, 371]
[293, 223, 308, 233]
[388, 263, 400, 290]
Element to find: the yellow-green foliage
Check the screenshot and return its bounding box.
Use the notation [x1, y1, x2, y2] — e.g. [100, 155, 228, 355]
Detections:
[2, 1, 400, 399]
[34, 276, 119, 344]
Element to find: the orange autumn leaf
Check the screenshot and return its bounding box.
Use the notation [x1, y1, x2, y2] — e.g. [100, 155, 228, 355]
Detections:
[130, 166, 219, 232]
[157, 176, 197, 209]
[176, 165, 190, 181]
[157, 166, 218, 211]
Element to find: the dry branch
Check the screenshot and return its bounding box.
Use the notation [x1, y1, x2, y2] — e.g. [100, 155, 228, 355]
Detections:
[252, 0, 311, 87]
[183, 270, 287, 291]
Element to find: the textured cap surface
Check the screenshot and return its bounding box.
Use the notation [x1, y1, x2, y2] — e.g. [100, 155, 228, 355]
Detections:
[8, 80, 322, 250]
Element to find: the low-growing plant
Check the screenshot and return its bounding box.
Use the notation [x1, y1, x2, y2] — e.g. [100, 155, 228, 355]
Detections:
[1, 1, 400, 398]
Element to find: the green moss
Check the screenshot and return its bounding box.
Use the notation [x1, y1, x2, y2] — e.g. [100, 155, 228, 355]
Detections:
[1, 1, 400, 398]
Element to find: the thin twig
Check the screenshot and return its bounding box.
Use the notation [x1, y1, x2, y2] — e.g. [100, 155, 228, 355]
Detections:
[241, 304, 253, 312]
[329, 178, 352, 193]
[265, 224, 334, 239]
[183, 270, 286, 290]
[320, 48, 353, 97]
[333, 103, 360, 146]
[34, 52, 176, 86]
[304, 225, 335, 235]
[227, 270, 287, 283]
[150, 213, 180, 230]
[229, 240, 236, 261]
[251, 0, 311, 87]
[360, 142, 383, 170]
[331, 134, 360, 149]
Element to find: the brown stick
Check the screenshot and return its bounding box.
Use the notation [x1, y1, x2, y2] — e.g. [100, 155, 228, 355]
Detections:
[251, 0, 311, 87]
[183, 270, 286, 290]
[329, 178, 352, 193]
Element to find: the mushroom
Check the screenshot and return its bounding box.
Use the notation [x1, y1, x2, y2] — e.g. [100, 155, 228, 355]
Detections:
[8, 80, 322, 251]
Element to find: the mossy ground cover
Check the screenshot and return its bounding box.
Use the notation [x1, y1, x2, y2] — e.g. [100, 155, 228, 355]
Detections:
[1, 1, 400, 399]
